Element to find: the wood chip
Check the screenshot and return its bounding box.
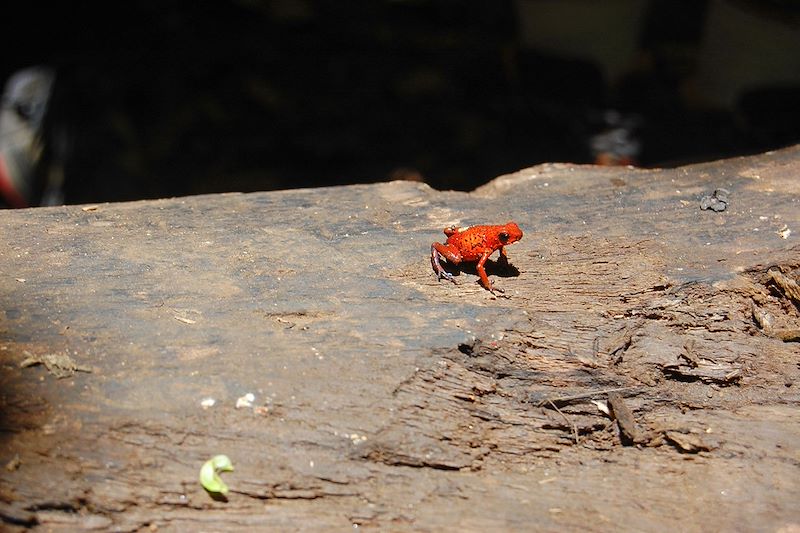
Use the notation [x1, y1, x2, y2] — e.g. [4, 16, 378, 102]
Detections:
[663, 431, 716, 453]
[608, 392, 648, 445]
[5, 454, 21, 471]
[751, 299, 800, 342]
[680, 340, 700, 368]
[20, 352, 92, 379]
[768, 269, 800, 307]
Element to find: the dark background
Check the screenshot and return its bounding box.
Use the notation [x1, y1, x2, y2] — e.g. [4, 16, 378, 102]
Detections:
[2, 0, 799, 204]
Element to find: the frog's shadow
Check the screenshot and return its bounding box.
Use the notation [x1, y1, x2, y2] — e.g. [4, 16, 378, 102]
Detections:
[441, 258, 521, 281]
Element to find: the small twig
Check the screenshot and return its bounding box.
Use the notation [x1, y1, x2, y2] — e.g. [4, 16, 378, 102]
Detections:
[536, 386, 635, 407]
[547, 400, 580, 445]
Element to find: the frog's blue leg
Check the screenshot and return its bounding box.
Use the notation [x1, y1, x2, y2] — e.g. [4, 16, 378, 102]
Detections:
[431, 243, 460, 283]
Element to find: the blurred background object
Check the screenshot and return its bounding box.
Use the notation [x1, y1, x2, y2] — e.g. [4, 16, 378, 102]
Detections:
[0, 0, 798, 207]
[590, 110, 642, 166]
[0, 67, 56, 207]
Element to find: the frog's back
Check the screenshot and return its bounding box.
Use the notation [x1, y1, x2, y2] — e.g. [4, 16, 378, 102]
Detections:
[451, 225, 496, 261]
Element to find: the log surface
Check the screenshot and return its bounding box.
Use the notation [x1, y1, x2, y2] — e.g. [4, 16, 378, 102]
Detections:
[1, 146, 799, 531]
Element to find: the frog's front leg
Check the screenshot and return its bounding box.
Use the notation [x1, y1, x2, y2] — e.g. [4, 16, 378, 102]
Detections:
[476, 250, 502, 292]
[497, 246, 509, 265]
[431, 242, 462, 283]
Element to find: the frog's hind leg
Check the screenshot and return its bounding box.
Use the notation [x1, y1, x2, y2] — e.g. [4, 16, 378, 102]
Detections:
[431, 243, 460, 283]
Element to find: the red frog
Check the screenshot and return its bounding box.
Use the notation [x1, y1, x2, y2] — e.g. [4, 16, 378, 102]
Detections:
[431, 222, 523, 293]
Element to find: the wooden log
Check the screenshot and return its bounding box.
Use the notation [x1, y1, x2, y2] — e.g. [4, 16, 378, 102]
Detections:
[1, 146, 799, 530]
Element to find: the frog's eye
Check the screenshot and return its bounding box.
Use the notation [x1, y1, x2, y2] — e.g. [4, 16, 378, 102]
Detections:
[499, 232, 510, 243]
